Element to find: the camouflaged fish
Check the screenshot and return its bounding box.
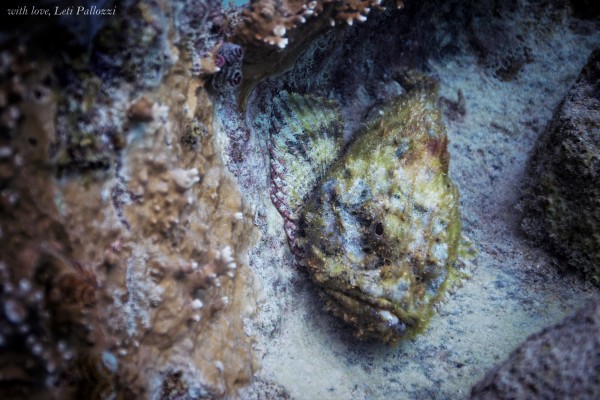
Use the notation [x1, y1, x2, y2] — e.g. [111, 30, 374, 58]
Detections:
[267, 85, 461, 343]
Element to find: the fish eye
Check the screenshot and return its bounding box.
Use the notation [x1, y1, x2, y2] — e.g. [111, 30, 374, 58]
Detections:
[374, 222, 384, 236]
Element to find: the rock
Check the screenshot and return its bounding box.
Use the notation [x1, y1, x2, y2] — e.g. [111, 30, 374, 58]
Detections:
[470, 299, 600, 399]
[0, 1, 261, 399]
[521, 46, 600, 285]
[569, 0, 600, 19]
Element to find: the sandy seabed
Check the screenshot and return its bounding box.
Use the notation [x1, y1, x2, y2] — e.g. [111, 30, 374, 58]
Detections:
[236, 6, 600, 400]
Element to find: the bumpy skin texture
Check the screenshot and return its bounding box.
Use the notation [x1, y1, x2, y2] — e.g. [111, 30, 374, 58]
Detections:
[470, 299, 600, 400]
[268, 92, 345, 257]
[521, 47, 600, 285]
[300, 89, 461, 343]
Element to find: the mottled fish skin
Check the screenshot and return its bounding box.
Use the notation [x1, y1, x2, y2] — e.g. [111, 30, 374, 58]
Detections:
[268, 91, 345, 255]
[301, 89, 461, 343]
[267, 86, 461, 343]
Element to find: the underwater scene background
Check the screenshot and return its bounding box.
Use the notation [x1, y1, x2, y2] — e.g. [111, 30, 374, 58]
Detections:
[0, 0, 599, 399]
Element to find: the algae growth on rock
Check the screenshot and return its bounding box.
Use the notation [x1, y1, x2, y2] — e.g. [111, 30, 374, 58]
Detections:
[266, 84, 461, 343]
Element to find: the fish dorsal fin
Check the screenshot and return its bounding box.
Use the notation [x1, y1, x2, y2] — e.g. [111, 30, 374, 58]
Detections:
[268, 91, 345, 221]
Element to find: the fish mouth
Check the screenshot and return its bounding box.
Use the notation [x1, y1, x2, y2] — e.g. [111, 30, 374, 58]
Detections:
[320, 288, 408, 341]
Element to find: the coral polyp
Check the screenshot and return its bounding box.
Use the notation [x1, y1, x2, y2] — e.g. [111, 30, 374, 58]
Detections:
[267, 84, 461, 343]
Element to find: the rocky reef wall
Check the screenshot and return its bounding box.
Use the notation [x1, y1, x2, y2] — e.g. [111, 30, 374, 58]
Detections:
[521, 46, 600, 285]
[1, 1, 260, 398]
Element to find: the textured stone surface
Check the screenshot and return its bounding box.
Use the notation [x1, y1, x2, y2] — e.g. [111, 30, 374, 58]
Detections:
[0, 1, 260, 398]
[521, 47, 600, 285]
[471, 299, 600, 399]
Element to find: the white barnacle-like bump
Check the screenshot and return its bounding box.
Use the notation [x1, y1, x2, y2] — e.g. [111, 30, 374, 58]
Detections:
[219, 246, 238, 276]
[170, 168, 200, 191]
[46, 361, 57, 374]
[277, 37, 289, 49]
[62, 349, 74, 360]
[191, 299, 204, 309]
[214, 360, 225, 373]
[31, 290, 44, 303]
[273, 24, 286, 37]
[220, 246, 234, 264]
[263, 36, 289, 49]
[4, 298, 26, 324]
[378, 310, 399, 326]
[260, 7, 274, 19]
[0, 146, 12, 159]
[102, 351, 119, 373]
[31, 342, 43, 355]
[18, 279, 31, 293]
[214, 296, 229, 310]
